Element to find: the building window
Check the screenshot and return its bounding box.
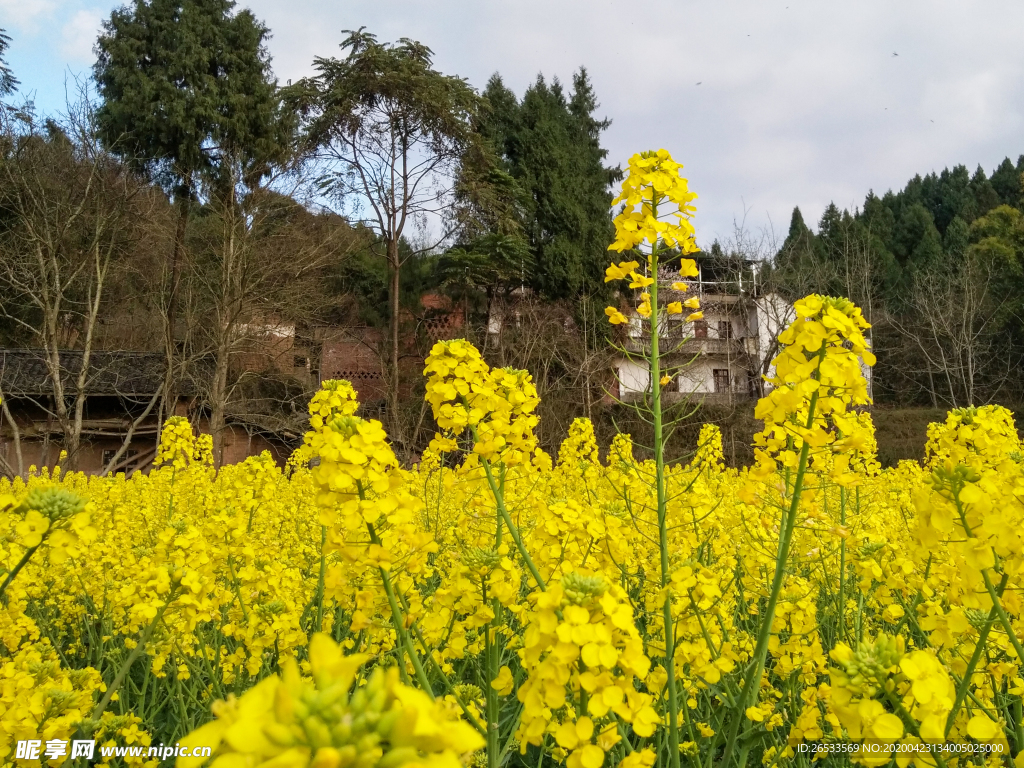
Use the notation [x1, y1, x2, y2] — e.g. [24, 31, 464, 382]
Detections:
[717, 320, 732, 339]
[293, 355, 308, 368]
[713, 369, 730, 393]
[103, 449, 138, 467]
[693, 319, 708, 338]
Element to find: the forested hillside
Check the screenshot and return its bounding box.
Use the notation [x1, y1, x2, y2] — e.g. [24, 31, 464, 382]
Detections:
[774, 157, 1024, 409]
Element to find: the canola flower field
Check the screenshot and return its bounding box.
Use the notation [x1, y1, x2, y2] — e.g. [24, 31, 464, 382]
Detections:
[4, 152, 1024, 768]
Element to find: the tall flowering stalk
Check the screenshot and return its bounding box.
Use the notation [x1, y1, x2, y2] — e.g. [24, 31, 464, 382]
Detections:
[423, 340, 543, 768]
[722, 295, 875, 766]
[604, 150, 701, 768]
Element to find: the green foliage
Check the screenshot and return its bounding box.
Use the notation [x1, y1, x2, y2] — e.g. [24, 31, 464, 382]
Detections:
[330, 237, 435, 327]
[968, 205, 1024, 318]
[435, 233, 533, 315]
[777, 154, 1024, 291]
[990, 156, 1024, 208]
[0, 28, 16, 97]
[94, 0, 289, 196]
[892, 203, 943, 267]
[292, 28, 479, 216]
[476, 69, 619, 302]
[776, 154, 1024, 410]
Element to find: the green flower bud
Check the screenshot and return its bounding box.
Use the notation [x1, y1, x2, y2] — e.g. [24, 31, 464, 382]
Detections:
[264, 723, 296, 747]
[377, 747, 421, 768]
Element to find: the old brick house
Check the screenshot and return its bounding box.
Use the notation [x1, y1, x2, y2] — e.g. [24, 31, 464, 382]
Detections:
[0, 294, 465, 477]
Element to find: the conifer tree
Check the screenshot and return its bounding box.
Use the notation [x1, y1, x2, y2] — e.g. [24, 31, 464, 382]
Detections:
[0, 28, 17, 97]
[990, 156, 1024, 208]
[475, 69, 619, 303]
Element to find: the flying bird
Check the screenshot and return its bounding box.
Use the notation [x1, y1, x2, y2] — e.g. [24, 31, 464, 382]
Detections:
[892, 52, 899, 57]
[696, 81, 702, 85]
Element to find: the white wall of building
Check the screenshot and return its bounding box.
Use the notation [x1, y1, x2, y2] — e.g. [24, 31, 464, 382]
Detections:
[617, 357, 752, 396]
[612, 293, 877, 399]
[750, 293, 795, 388]
[617, 359, 650, 394]
[676, 359, 750, 395]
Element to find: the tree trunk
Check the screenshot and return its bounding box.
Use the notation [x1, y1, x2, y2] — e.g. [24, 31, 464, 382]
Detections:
[162, 192, 190, 427]
[388, 238, 403, 447]
[0, 381, 24, 478]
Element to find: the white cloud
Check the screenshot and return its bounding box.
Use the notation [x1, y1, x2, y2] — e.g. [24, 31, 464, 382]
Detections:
[59, 7, 102, 63]
[16, 0, 1024, 243]
[0, 0, 57, 32]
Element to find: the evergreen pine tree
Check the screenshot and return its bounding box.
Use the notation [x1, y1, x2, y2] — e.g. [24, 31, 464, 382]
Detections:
[94, 0, 284, 194]
[0, 28, 17, 96]
[970, 165, 1001, 216]
[94, 0, 290, 461]
[475, 69, 618, 302]
[781, 206, 810, 252]
[892, 203, 943, 267]
[990, 157, 1022, 208]
[943, 215, 970, 257]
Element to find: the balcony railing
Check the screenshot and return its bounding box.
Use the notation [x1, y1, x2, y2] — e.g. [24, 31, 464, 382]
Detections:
[618, 387, 757, 404]
[625, 335, 753, 357]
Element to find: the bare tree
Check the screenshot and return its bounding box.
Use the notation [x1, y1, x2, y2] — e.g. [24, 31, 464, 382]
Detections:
[478, 294, 615, 451]
[294, 30, 479, 449]
[890, 252, 1016, 408]
[0, 100, 163, 471]
[182, 165, 357, 465]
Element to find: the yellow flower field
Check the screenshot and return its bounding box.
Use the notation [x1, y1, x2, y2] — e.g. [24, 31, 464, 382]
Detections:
[3, 151, 1023, 768]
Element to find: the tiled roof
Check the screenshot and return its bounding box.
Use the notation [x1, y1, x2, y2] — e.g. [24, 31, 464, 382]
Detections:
[0, 349, 199, 397]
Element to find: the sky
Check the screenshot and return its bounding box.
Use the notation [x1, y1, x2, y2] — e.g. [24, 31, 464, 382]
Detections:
[4, 0, 1024, 248]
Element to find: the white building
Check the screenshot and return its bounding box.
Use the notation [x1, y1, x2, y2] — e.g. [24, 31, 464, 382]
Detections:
[614, 260, 795, 403]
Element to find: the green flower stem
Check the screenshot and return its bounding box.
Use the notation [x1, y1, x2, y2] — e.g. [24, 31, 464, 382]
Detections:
[475, 444, 546, 591]
[884, 689, 948, 768]
[981, 569, 1024, 672]
[365, 521, 435, 698]
[483, 581, 501, 768]
[314, 524, 327, 632]
[0, 539, 44, 603]
[838, 487, 846, 641]
[945, 571, 1008, 735]
[1013, 697, 1024, 753]
[952, 489, 1024, 669]
[721, 343, 827, 768]
[166, 465, 176, 519]
[645, 201, 682, 768]
[90, 590, 178, 722]
[409, 623, 487, 735]
[226, 556, 249, 622]
[485, 486, 505, 768]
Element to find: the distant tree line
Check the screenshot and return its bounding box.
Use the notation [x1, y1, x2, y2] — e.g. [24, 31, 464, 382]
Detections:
[3, 1, 1021, 473]
[774, 158, 1024, 409]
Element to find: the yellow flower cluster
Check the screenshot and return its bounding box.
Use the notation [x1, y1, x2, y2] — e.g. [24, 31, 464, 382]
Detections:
[748, 294, 876, 492]
[178, 634, 483, 768]
[424, 340, 540, 464]
[608, 149, 698, 255]
[155, 416, 213, 469]
[5, 291, 1024, 768]
[517, 573, 657, 763]
[0, 640, 103, 763]
[604, 150, 703, 330]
